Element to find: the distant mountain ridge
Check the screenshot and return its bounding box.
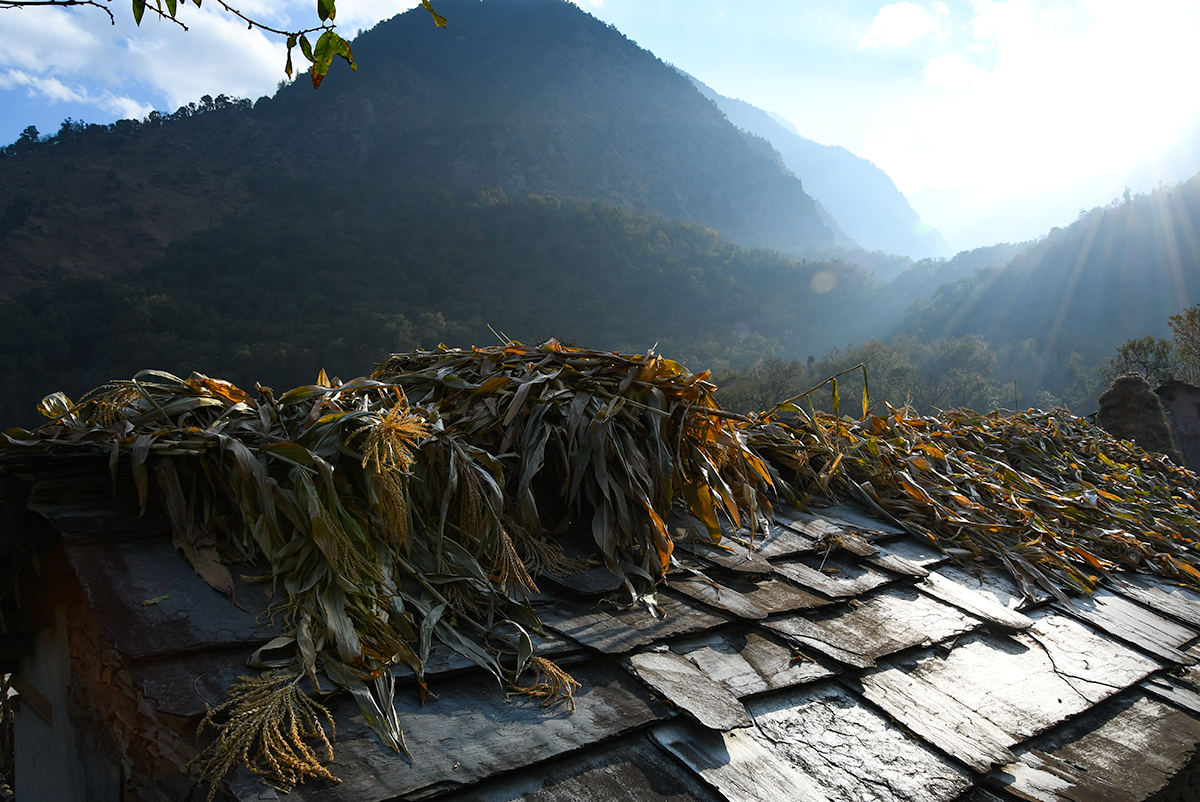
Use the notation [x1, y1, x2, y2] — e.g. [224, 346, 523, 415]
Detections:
[688, 76, 950, 259]
[898, 176, 1200, 364]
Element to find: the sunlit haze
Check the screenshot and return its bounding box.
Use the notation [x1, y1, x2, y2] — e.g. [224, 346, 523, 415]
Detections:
[3, 0, 1198, 252]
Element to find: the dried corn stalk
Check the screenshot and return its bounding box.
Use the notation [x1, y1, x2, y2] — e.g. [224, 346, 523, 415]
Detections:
[750, 401, 1200, 596]
[6, 341, 1200, 795]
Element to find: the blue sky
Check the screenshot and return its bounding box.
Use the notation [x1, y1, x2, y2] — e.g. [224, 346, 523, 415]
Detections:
[3, 0, 1199, 252]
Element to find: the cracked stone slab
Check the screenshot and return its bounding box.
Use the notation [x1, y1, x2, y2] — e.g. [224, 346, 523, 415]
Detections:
[885, 609, 1162, 743]
[1107, 572, 1200, 629]
[747, 681, 974, 802]
[718, 575, 832, 616]
[1054, 588, 1197, 665]
[536, 591, 731, 654]
[1141, 674, 1200, 716]
[229, 659, 671, 802]
[666, 574, 769, 620]
[804, 502, 908, 537]
[723, 518, 818, 561]
[849, 658, 1019, 772]
[64, 539, 278, 660]
[764, 584, 983, 669]
[872, 537, 949, 569]
[772, 505, 847, 541]
[866, 550, 930, 578]
[918, 571, 1034, 631]
[929, 561, 1047, 610]
[772, 556, 892, 599]
[670, 540, 775, 577]
[436, 732, 725, 802]
[670, 630, 837, 698]
[988, 690, 1200, 802]
[666, 512, 774, 575]
[987, 750, 1137, 802]
[626, 650, 752, 731]
[649, 718, 833, 802]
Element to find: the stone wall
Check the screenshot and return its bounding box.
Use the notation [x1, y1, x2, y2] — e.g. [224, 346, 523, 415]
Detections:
[1157, 381, 1200, 470]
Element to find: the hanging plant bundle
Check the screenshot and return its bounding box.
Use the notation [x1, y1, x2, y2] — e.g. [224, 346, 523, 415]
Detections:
[4, 341, 1200, 797]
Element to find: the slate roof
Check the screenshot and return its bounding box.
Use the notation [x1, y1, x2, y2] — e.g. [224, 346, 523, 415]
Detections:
[7, 454, 1200, 802]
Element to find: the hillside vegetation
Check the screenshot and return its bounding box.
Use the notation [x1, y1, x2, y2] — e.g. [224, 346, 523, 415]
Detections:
[0, 0, 832, 301]
[0, 185, 875, 426]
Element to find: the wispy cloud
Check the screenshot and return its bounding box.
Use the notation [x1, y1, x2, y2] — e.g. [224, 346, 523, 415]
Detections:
[0, 68, 152, 120]
[0, 0, 408, 123]
[859, 2, 949, 48]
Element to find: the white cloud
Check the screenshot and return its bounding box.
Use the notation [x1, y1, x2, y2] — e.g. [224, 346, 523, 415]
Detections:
[854, 0, 1200, 246]
[859, 2, 949, 48]
[121, 6, 288, 110]
[0, 0, 417, 126]
[0, 68, 153, 120]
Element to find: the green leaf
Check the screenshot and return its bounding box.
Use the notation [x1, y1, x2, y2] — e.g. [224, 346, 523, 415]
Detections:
[328, 30, 356, 73]
[298, 33, 314, 62]
[320, 582, 362, 663]
[316, 0, 334, 22]
[310, 30, 335, 89]
[279, 383, 328, 404]
[418, 602, 445, 668]
[130, 433, 154, 515]
[497, 620, 533, 676]
[260, 441, 316, 466]
[132, 0, 146, 25]
[248, 635, 296, 669]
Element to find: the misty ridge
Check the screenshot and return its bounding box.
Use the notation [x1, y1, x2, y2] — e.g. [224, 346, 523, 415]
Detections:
[0, 0, 1197, 428]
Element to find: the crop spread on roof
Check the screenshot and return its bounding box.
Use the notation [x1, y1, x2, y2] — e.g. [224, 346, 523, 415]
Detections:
[3, 340, 1199, 798]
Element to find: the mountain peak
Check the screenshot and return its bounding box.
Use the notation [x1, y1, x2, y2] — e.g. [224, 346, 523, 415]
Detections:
[264, 0, 834, 252]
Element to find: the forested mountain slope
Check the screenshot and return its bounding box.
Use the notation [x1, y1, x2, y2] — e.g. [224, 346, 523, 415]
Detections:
[0, 185, 873, 426]
[265, 0, 832, 250]
[898, 177, 1200, 360]
[0, 101, 275, 298]
[689, 76, 949, 259]
[0, 0, 833, 300]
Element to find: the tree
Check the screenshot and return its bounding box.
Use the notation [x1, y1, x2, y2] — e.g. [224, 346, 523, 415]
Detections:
[1102, 335, 1178, 387]
[1169, 304, 1200, 384]
[0, 0, 446, 89]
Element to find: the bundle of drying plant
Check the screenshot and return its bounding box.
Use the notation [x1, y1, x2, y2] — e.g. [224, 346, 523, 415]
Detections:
[6, 368, 575, 797]
[10, 342, 1200, 798]
[374, 340, 785, 599]
[750, 395, 1200, 598]
[3, 341, 784, 796]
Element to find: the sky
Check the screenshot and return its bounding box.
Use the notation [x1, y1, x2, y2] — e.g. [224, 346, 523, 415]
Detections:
[3, 0, 1199, 253]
